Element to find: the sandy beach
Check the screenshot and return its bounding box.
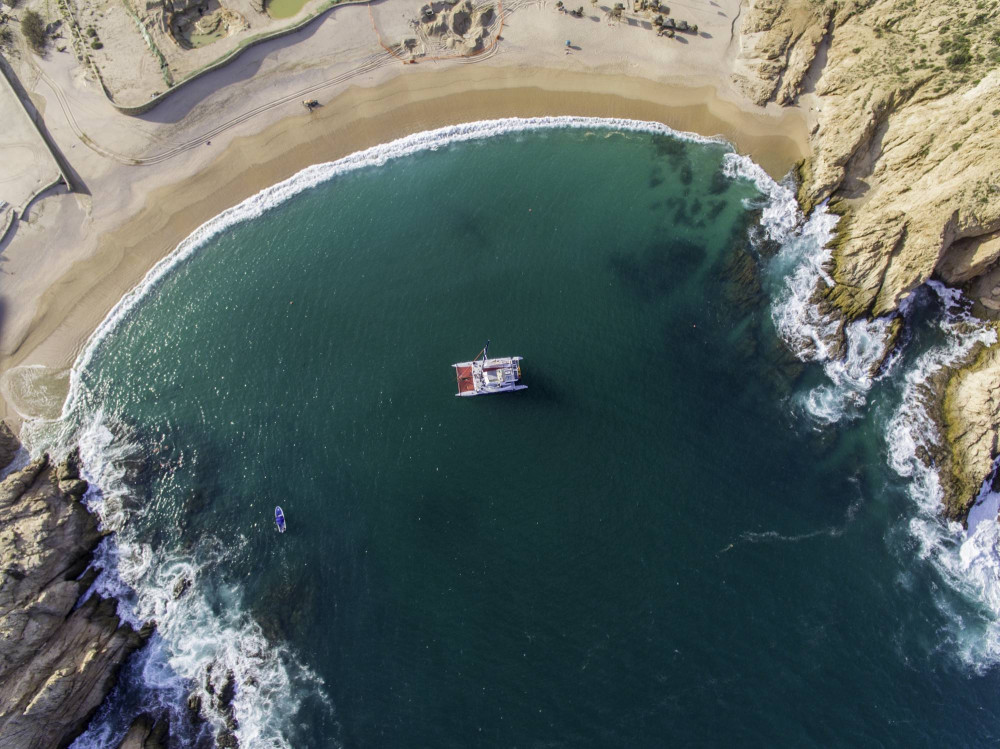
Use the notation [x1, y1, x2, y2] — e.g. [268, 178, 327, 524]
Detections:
[0, 0, 810, 423]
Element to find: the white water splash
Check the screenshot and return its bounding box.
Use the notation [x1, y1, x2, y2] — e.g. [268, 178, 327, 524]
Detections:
[44, 116, 732, 749]
[733, 153, 1000, 668]
[62, 412, 332, 748]
[767, 205, 898, 423]
[29, 114, 1000, 743]
[63, 116, 727, 419]
[721, 152, 799, 242]
[881, 283, 1000, 668]
[720, 156, 896, 424]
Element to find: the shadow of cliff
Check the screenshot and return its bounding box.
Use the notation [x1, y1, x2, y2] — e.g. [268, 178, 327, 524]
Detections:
[136, 7, 336, 126]
[0, 55, 89, 196]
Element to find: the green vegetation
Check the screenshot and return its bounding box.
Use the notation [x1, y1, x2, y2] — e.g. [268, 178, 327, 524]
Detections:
[122, 0, 173, 86]
[21, 8, 46, 52]
[265, 0, 311, 14]
[938, 31, 969, 57]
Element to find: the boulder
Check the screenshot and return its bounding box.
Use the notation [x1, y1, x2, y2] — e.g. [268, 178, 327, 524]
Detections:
[117, 713, 170, 749]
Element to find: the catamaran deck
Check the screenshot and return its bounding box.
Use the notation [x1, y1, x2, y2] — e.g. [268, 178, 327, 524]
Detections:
[452, 355, 526, 396]
[455, 364, 477, 395]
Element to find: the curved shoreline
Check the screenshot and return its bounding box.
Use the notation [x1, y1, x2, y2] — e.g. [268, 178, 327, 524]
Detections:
[0, 65, 809, 423]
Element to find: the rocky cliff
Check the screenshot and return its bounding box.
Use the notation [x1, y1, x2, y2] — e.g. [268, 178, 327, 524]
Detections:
[733, 0, 1000, 520]
[0, 430, 151, 748]
[0, 422, 21, 471]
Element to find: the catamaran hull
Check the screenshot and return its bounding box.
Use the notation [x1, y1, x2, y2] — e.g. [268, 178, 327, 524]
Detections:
[455, 385, 528, 397]
[453, 355, 526, 396]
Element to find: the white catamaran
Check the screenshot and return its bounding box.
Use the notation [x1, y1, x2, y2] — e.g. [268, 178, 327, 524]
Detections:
[453, 341, 526, 397]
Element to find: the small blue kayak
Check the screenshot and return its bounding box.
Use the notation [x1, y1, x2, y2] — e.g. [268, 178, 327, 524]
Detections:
[275, 506, 286, 533]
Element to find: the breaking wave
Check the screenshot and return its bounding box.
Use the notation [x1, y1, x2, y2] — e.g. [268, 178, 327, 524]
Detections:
[752, 162, 1000, 668]
[34, 411, 332, 749]
[30, 117, 743, 748]
[21, 116, 1000, 745]
[884, 283, 1000, 669]
[62, 116, 727, 419]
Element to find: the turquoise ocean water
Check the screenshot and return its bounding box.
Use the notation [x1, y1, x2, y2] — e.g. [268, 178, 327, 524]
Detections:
[26, 120, 1000, 747]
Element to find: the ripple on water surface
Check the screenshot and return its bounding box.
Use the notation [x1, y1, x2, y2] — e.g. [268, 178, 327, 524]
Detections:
[30, 120, 1000, 748]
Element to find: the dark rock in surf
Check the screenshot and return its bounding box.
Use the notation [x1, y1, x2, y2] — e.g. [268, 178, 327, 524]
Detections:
[60, 478, 89, 498]
[866, 315, 903, 379]
[56, 447, 82, 481]
[173, 577, 192, 599]
[217, 670, 237, 712]
[117, 712, 170, 749]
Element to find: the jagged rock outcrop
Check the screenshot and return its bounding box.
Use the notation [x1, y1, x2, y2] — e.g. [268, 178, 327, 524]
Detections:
[117, 713, 170, 749]
[0, 422, 20, 470]
[205, 666, 240, 748]
[734, 0, 1000, 519]
[0, 441, 151, 749]
[937, 338, 1000, 520]
[731, 0, 831, 106]
[736, 0, 1000, 320]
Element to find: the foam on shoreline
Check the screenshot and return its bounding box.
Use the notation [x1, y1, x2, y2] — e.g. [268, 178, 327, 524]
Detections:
[63, 116, 728, 419]
[50, 117, 738, 748]
[30, 116, 1000, 745]
[883, 283, 1000, 669]
[736, 162, 1000, 669]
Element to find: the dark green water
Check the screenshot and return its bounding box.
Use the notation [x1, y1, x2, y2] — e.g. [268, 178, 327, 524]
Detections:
[55, 123, 1000, 748]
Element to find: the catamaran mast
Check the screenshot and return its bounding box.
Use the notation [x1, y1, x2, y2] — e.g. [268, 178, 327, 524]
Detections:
[473, 340, 490, 362]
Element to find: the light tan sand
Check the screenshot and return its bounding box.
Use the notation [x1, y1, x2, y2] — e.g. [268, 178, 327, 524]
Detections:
[0, 73, 59, 220]
[0, 0, 810, 424]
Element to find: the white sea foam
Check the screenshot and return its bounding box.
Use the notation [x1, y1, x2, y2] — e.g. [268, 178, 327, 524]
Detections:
[721, 152, 799, 242]
[735, 490, 862, 546]
[967, 467, 1000, 537]
[877, 283, 1000, 667]
[63, 411, 331, 748]
[41, 115, 1000, 741]
[734, 151, 1000, 667]
[63, 116, 727, 418]
[721, 152, 898, 423]
[728, 170, 898, 424]
[50, 117, 736, 748]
